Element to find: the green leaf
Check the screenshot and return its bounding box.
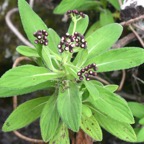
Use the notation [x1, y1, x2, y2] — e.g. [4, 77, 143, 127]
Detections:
[94, 112, 137, 142]
[86, 23, 123, 59]
[65, 63, 78, 78]
[2, 96, 49, 132]
[81, 114, 102, 141]
[82, 104, 92, 118]
[88, 85, 134, 124]
[84, 81, 99, 100]
[18, 0, 48, 47]
[48, 28, 61, 55]
[76, 1, 101, 11]
[0, 65, 63, 89]
[128, 102, 144, 119]
[42, 46, 56, 71]
[107, 0, 120, 10]
[0, 81, 55, 97]
[85, 48, 144, 72]
[53, 0, 101, 14]
[137, 127, 144, 142]
[40, 96, 60, 142]
[57, 82, 82, 132]
[85, 21, 101, 38]
[68, 15, 89, 35]
[91, 80, 104, 87]
[16, 45, 39, 57]
[104, 84, 118, 92]
[73, 49, 88, 67]
[100, 9, 114, 26]
[53, 0, 86, 14]
[139, 117, 144, 125]
[49, 123, 70, 144]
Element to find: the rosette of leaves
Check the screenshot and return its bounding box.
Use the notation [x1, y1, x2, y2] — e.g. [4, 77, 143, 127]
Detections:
[1, 0, 144, 143]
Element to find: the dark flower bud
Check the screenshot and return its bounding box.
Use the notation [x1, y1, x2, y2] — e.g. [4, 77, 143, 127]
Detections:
[37, 30, 42, 35]
[79, 12, 85, 18]
[66, 33, 70, 37]
[92, 63, 96, 67]
[34, 40, 38, 44]
[81, 69, 85, 73]
[75, 43, 79, 47]
[84, 66, 88, 71]
[33, 32, 37, 37]
[86, 77, 90, 81]
[84, 73, 88, 77]
[77, 72, 81, 76]
[79, 76, 84, 81]
[37, 35, 42, 40]
[66, 10, 71, 15]
[43, 36, 47, 40]
[74, 10, 79, 14]
[65, 47, 69, 51]
[44, 41, 48, 46]
[45, 32, 48, 36]
[75, 38, 79, 42]
[69, 49, 74, 53]
[58, 45, 61, 48]
[74, 32, 78, 36]
[71, 44, 75, 48]
[81, 44, 85, 48]
[93, 67, 97, 71]
[81, 39, 85, 43]
[42, 30, 46, 34]
[88, 64, 92, 68]
[89, 70, 93, 75]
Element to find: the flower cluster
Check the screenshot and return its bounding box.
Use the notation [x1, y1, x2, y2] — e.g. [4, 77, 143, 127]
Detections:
[58, 32, 87, 53]
[33, 30, 48, 46]
[66, 10, 85, 18]
[77, 63, 97, 81]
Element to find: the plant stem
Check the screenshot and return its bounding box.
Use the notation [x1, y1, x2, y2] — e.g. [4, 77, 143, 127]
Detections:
[72, 17, 77, 35]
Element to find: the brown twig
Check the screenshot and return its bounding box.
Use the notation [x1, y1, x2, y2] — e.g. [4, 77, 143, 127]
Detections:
[5, 8, 34, 47]
[117, 91, 140, 100]
[121, 14, 144, 26]
[133, 23, 144, 32]
[13, 131, 44, 144]
[90, 75, 110, 85]
[117, 70, 126, 91]
[12, 57, 45, 144]
[129, 24, 144, 47]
